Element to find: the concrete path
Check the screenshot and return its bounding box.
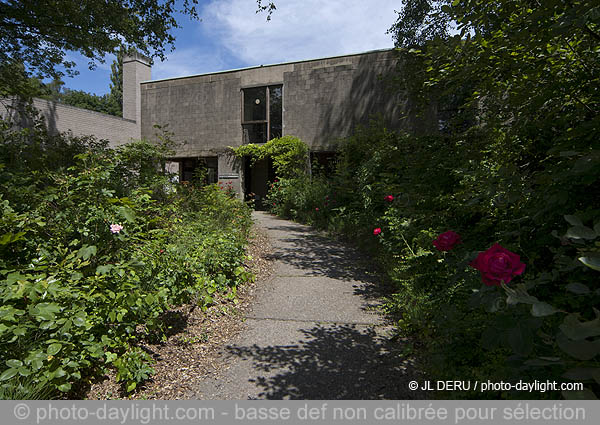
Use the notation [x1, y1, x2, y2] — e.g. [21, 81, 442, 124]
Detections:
[192, 211, 419, 399]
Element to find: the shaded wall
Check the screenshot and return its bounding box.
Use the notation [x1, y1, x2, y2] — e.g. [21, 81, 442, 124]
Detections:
[283, 50, 427, 150]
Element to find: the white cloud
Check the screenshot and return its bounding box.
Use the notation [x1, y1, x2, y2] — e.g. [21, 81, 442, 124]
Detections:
[202, 0, 397, 67]
[152, 47, 229, 80]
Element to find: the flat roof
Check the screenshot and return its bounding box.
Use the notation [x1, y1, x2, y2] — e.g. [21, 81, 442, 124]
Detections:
[141, 48, 395, 85]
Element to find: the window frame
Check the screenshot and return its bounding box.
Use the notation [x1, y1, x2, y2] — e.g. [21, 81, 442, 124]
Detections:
[241, 84, 283, 143]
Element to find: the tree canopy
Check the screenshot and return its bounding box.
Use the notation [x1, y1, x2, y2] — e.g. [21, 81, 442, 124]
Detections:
[387, 0, 452, 47]
[0, 0, 199, 97]
[386, 1, 599, 143]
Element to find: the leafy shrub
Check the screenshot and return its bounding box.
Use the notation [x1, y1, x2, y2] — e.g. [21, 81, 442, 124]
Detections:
[232, 135, 309, 179]
[112, 347, 155, 393]
[266, 119, 599, 398]
[0, 118, 253, 397]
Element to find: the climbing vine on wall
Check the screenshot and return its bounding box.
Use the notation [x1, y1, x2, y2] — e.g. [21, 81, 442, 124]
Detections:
[231, 135, 309, 179]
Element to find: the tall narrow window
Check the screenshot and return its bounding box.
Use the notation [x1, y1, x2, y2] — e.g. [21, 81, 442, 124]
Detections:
[269, 85, 282, 139]
[242, 85, 282, 143]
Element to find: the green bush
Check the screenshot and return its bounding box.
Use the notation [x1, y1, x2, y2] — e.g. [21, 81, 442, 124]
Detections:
[232, 135, 309, 179]
[0, 118, 253, 397]
[266, 119, 599, 398]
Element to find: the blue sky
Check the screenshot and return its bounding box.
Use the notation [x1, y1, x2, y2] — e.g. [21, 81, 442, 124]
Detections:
[62, 0, 399, 95]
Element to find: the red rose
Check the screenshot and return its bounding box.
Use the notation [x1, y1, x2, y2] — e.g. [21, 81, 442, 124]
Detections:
[373, 228, 382, 235]
[470, 243, 526, 286]
[433, 231, 461, 251]
[384, 195, 394, 202]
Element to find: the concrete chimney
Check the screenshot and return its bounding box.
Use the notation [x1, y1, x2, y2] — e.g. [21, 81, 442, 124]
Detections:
[123, 52, 151, 138]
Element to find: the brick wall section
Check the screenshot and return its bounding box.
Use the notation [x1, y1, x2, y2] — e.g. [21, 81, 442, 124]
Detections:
[139, 49, 427, 156]
[1, 98, 138, 147]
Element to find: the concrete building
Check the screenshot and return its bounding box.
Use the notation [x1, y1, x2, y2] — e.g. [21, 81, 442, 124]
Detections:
[2, 49, 429, 201]
[139, 48, 427, 201]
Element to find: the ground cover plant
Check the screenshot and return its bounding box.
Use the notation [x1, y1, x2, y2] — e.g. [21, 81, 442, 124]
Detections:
[263, 0, 600, 399]
[0, 116, 252, 398]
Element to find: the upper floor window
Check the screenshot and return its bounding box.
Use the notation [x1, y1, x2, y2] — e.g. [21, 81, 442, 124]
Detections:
[242, 85, 282, 143]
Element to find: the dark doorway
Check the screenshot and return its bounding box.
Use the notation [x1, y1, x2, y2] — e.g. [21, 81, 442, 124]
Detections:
[244, 157, 276, 210]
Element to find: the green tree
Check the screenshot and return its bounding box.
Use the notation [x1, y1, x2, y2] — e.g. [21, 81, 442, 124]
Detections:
[256, 0, 277, 20]
[58, 89, 116, 116]
[388, 0, 600, 396]
[0, 0, 200, 97]
[388, 0, 452, 47]
[108, 46, 136, 117]
[405, 1, 599, 140]
[109, 50, 124, 117]
[30, 77, 121, 117]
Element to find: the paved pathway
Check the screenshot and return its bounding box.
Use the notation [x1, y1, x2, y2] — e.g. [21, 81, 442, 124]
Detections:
[192, 211, 420, 399]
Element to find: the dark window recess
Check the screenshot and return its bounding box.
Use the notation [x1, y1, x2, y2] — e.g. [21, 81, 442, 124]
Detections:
[243, 123, 267, 144]
[181, 159, 196, 183]
[180, 157, 218, 185]
[310, 152, 338, 177]
[243, 87, 267, 121]
[269, 85, 282, 139]
[241, 84, 282, 143]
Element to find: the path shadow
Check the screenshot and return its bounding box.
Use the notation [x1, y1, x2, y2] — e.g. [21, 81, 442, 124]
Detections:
[227, 323, 422, 399]
[254, 213, 394, 314]
[265, 228, 377, 283]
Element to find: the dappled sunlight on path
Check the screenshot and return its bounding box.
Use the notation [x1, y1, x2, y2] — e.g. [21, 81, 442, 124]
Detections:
[192, 212, 424, 399]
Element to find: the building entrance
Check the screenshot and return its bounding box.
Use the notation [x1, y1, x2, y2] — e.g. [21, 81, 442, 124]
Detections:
[244, 157, 275, 210]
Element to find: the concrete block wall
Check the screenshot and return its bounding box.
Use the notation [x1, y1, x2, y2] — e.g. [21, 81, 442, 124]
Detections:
[1, 98, 138, 147]
[140, 49, 421, 155]
[139, 49, 434, 198]
[141, 74, 243, 157]
[283, 50, 409, 150]
[123, 53, 152, 138]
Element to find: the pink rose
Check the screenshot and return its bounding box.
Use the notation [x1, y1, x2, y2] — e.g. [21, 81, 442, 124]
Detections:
[373, 228, 382, 236]
[470, 243, 526, 286]
[384, 195, 394, 202]
[110, 224, 123, 234]
[315, 207, 319, 211]
[433, 231, 461, 251]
